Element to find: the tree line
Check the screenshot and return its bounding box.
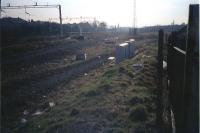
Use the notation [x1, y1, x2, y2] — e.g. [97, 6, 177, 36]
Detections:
[1, 17, 107, 43]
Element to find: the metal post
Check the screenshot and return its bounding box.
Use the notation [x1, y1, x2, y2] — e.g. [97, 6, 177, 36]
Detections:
[0, 0, 1, 18]
[58, 5, 63, 37]
[133, 0, 136, 34]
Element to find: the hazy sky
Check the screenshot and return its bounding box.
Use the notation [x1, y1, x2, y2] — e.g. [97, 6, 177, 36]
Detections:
[1, 0, 199, 27]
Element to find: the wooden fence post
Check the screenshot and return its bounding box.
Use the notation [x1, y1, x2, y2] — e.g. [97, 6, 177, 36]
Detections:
[183, 4, 199, 133]
[157, 29, 164, 129]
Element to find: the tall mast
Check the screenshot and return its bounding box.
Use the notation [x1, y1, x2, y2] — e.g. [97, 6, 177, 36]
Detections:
[133, 0, 136, 34]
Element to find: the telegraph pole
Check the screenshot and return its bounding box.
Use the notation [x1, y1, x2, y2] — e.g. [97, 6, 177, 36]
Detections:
[133, 0, 137, 34]
[58, 5, 63, 37]
[1, 4, 63, 37]
[0, 0, 1, 18]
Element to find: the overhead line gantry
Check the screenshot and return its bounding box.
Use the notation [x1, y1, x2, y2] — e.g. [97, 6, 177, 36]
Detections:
[1, 3, 63, 37]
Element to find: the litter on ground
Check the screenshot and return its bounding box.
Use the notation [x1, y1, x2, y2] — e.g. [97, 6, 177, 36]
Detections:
[163, 60, 167, 70]
[132, 64, 143, 69]
[21, 118, 27, 124]
[108, 57, 115, 60]
[23, 110, 29, 115]
[32, 110, 44, 116]
[49, 102, 55, 108]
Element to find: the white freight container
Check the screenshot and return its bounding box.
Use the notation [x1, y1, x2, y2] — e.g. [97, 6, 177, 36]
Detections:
[115, 39, 136, 63]
[115, 43, 129, 63]
[127, 39, 135, 58]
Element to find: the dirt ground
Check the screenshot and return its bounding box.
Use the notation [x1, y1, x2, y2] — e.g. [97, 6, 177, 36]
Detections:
[2, 32, 158, 133]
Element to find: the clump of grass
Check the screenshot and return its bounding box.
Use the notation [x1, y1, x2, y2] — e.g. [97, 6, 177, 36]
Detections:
[120, 66, 135, 79]
[99, 77, 113, 85]
[133, 125, 146, 133]
[120, 82, 128, 88]
[79, 82, 98, 97]
[99, 84, 112, 93]
[70, 108, 79, 116]
[106, 111, 118, 121]
[129, 105, 148, 122]
[129, 96, 144, 105]
[85, 89, 99, 97]
[118, 66, 125, 73]
[103, 68, 118, 78]
[127, 71, 134, 78]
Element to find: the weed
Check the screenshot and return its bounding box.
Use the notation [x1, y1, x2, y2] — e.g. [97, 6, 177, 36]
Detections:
[129, 96, 144, 105]
[70, 108, 79, 116]
[129, 105, 148, 122]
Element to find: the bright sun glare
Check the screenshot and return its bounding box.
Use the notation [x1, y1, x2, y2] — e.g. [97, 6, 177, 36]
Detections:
[1, 0, 199, 27]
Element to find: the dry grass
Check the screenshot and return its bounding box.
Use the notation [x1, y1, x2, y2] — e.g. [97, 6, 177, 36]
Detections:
[13, 39, 158, 133]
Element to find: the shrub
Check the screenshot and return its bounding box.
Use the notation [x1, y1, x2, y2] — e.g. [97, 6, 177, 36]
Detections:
[119, 67, 125, 73]
[129, 96, 143, 105]
[85, 90, 99, 97]
[103, 68, 118, 78]
[129, 105, 148, 122]
[70, 108, 79, 116]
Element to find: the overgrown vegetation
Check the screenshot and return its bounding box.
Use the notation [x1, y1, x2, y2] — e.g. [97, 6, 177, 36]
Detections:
[14, 41, 158, 133]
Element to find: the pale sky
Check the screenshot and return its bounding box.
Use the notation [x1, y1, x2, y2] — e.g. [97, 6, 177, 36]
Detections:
[1, 0, 199, 27]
